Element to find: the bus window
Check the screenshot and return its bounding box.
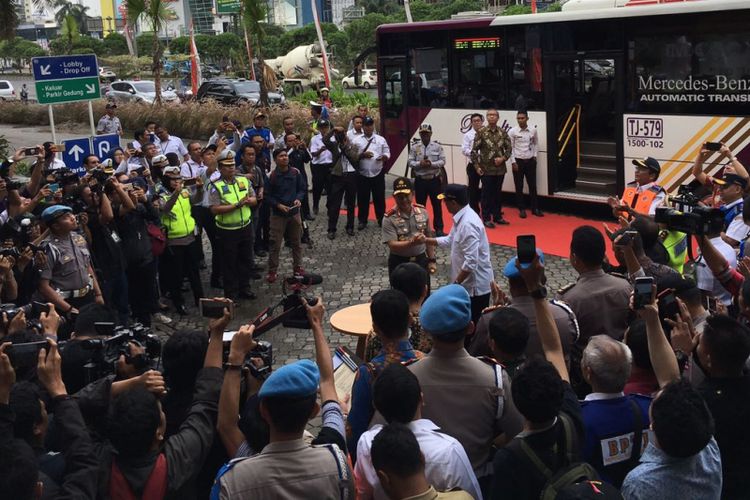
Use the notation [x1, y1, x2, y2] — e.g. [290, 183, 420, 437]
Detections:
[409, 47, 449, 108]
[628, 25, 750, 115]
[452, 36, 505, 109]
[382, 65, 404, 118]
[508, 26, 543, 111]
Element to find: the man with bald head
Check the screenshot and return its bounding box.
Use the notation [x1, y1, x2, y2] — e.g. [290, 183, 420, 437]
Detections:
[580, 335, 652, 488]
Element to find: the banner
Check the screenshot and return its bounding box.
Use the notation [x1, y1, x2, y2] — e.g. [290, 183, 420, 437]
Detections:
[216, 0, 240, 15]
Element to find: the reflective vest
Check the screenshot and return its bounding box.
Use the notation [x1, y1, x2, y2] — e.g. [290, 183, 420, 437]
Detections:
[213, 176, 252, 230]
[621, 183, 663, 215]
[161, 189, 195, 239]
[661, 230, 688, 274]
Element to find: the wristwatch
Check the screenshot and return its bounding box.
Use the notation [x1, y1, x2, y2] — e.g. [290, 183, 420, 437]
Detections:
[530, 286, 548, 299]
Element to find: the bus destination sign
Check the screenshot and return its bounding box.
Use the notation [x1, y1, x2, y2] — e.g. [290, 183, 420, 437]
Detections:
[454, 37, 501, 50]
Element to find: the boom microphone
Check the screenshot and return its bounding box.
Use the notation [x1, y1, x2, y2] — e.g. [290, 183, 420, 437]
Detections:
[286, 273, 323, 286]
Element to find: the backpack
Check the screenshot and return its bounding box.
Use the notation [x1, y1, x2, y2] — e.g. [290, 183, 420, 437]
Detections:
[511, 413, 601, 500]
[146, 222, 167, 256]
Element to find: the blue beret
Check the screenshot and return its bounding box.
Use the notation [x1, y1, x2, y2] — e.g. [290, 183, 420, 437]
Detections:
[41, 204, 73, 223]
[419, 284, 472, 338]
[258, 359, 320, 399]
[503, 249, 545, 279]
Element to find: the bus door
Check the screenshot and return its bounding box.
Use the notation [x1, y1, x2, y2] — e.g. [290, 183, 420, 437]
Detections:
[379, 56, 410, 175]
[546, 54, 622, 196]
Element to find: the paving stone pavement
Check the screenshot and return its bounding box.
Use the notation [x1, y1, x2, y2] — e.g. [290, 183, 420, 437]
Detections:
[150, 183, 581, 431]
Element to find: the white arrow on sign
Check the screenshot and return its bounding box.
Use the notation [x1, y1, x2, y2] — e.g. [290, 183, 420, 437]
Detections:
[85, 84, 96, 94]
[68, 145, 85, 163]
[40, 65, 51, 76]
[98, 141, 111, 159]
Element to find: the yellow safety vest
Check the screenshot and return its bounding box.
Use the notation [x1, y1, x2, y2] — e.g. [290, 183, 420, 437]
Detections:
[161, 189, 195, 239]
[213, 176, 252, 230]
[661, 230, 688, 274]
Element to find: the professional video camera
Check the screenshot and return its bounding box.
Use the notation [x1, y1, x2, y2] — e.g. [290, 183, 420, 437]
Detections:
[654, 206, 724, 236]
[248, 272, 323, 335]
[48, 167, 80, 186]
[668, 184, 704, 212]
[62, 194, 88, 214]
[0, 162, 23, 191]
[59, 322, 162, 384]
[0, 214, 41, 249]
[221, 337, 274, 381]
[90, 166, 114, 185]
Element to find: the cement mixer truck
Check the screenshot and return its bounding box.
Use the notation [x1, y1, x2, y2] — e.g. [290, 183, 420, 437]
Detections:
[265, 43, 339, 96]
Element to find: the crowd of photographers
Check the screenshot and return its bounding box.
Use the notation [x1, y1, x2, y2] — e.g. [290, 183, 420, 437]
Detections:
[0, 105, 748, 500]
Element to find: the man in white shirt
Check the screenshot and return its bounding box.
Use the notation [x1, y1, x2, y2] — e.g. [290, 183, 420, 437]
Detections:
[462, 113, 484, 214]
[310, 119, 334, 215]
[696, 228, 737, 306]
[427, 184, 494, 323]
[713, 173, 750, 248]
[347, 116, 364, 142]
[509, 110, 542, 218]
[355, 363, 482, 500]
[155, 124, 188, 162]
[353, 116, 390, 230]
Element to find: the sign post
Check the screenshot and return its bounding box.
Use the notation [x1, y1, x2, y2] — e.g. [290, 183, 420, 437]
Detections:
[32, 55, 101, 154]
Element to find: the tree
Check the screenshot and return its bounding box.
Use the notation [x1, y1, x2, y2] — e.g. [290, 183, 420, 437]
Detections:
[126, 0, 175, 104]
[242, 0, 270, 106]
[0, 37, 46, 73]
[0, 0, 19, 41]
[102, 32, 129, 56]
[59, 14, 80, 54]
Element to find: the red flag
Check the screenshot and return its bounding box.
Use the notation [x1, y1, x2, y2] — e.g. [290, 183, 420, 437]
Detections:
[531, 0, 537, 14]
[190, 25, 202, 95]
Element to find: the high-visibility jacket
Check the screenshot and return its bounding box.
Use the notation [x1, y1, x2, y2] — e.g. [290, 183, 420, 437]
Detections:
[161, 189, 195, 239]
[213, 176, 252, 230]
[621, 182, 664, 215]
[661, 230, 688, 274]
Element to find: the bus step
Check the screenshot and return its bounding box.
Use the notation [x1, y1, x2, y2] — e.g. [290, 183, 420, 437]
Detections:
[579, 140, 617, 157]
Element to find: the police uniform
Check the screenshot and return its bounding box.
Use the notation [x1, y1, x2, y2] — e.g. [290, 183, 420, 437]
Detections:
[409, 124, 446, 235]
[215, 360, 355, 500]
[209, 165, 255, 301]
[408, 285, 523, 485]
[382, 178, 433, 275]
[39, 232, 96, 309]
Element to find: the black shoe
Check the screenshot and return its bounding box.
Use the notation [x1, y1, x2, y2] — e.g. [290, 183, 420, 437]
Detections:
[483, 220, 495, 228]
[347, 227, 355, 236]
[240, 290, 257, 300]
[519, 209, 527, 219]
[255, 249, 267, 257]
[496, 218, 510, 225]
[435, 230, 445, 237]
[357, 222, 367, 231]
[176, 304, 188, 316]
[304, 215, 315, 221]
[327, 231, 336, 240]
[533, 209, 544, 217]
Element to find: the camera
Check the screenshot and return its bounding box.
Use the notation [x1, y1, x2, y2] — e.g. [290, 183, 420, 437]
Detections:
[90, 167, 114, 185]
[53, 168, 80, 186]
[0, 302, 32, 321]
[654, 206, 724, 236]
[245, 340, 273, 380]
[62, 194, 88, 214]
[668, 184, 704, 213]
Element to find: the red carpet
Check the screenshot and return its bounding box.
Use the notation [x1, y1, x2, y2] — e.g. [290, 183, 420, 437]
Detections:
[355, 201, 616, 259]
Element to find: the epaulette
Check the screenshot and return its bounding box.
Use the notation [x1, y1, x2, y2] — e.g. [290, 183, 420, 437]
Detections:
[649, 184, 665, 193]
[550, 299, 581, 342]
[402, 357, 421, 367]
[476, 355, 504, 369]
[557, 283, 576, 295]
[384, 207, 397, 217]
[480, 304, 504, 315]
[626, 181, 638, 187]
[609, 271, 630, 281]
[413, 203, 426, 209]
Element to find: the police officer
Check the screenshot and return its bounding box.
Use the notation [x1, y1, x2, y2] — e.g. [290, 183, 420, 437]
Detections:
[382, 177, 436, 276]
[209, 156, 257, 301]
[37, 205, 104, 328]
[157, 166, 205, 315]
[409, 123, 446, 236]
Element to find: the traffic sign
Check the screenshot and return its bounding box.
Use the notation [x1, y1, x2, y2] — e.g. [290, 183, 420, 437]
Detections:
[31, 54, 98, 82]
[31, 55, 101, 105]
[61, 137, 92, 176]
[93, 134, 121, 160]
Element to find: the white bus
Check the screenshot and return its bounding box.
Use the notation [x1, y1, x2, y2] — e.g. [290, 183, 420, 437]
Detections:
[375, 0, 750, 213]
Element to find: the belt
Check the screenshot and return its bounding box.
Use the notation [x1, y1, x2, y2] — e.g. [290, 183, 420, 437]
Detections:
[391, 253, 427, 262]
[56, 277, 93, 299]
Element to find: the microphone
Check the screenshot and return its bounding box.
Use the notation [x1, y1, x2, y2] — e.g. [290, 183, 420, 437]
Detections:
[286, 273, 323, 286]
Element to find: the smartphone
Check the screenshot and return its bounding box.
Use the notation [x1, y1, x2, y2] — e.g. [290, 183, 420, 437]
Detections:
[23, 147, 39, 156]
[52, 144, 66, 152]
[183, 177, 198, 187]
[633, 276, 654, 310]
[7, 341, 48, 370]
[48, 183, 59, 193]
[126, 142, 135, 150]
[705, 142, 722, 151]
[657, 290, 680, 322]
[516, 235, 536, 265]
[31, 301, 50, 316]
[122, 184, 134, 192]
[94, 322, 116, 336]
[616, 230, 639, 246]
[134, 166, 146, 176]
[200, 298, 233, 319]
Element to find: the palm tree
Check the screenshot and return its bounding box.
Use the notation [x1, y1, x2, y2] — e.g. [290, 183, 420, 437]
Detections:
[0, 0, 20, 40]
[60, 13, 79, 53]
[53, 0, 74, 27]
[125, 0, 174, 105]
[241, 0, 269, 106]
[69, 3, 91, 35]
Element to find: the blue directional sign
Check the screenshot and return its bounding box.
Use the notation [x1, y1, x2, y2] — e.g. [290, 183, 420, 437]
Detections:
[62, 137, 92, 176]
[93, 134, 121, 161]
[31, 55, 98, 82]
